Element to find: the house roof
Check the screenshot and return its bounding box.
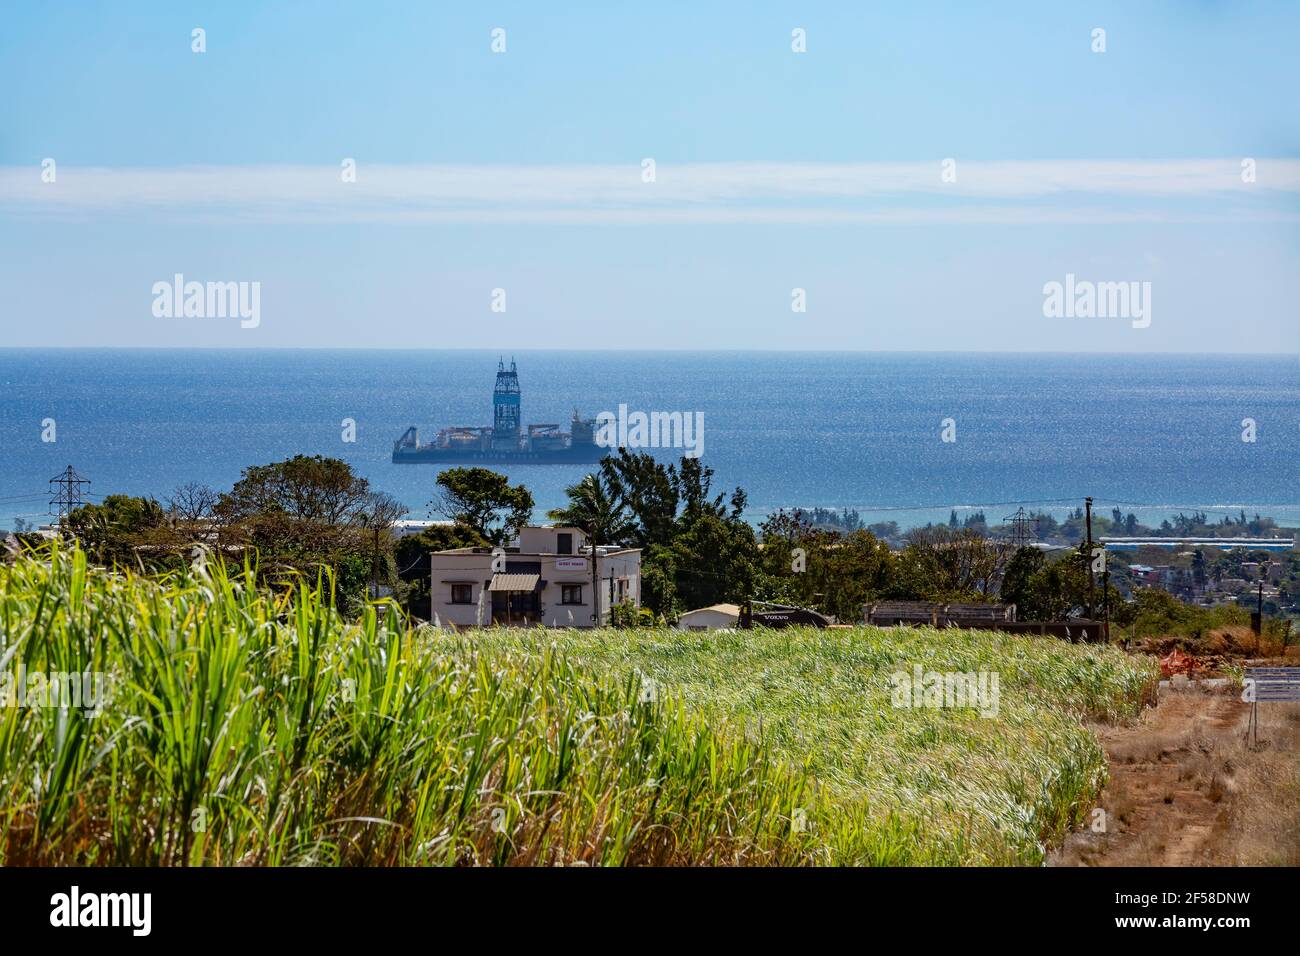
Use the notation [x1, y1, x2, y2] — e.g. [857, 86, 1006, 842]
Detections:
[681, 603, 741, 617]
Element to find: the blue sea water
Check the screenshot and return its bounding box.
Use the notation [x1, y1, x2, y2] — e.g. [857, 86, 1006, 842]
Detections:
[0, 349, 1296, 533]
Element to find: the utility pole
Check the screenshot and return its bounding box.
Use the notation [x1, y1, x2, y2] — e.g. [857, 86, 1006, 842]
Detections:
[49, 466, 90, 527]
[1084, 496, 1095, 620]
[589, 526, 600, 628]
[1101, 566, 1111, 642]
[1254, 560, 1270, 637]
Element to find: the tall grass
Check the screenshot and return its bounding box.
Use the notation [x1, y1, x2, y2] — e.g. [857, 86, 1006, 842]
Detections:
[464, 625, 1161, 864]
[0, 545, 1158, 865]
[0, 545, 823, 865]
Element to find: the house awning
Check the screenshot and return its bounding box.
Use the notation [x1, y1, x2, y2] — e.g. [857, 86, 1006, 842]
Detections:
[488, 573, 540, 592]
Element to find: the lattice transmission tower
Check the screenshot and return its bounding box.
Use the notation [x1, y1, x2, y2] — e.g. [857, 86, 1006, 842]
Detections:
[49, 466, 91, 524]
[1003, 506, 1034, 548]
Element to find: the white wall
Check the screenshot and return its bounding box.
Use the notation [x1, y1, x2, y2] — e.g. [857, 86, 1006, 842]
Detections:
[676, 608, 739, 631]
[427, 541, 640, 628]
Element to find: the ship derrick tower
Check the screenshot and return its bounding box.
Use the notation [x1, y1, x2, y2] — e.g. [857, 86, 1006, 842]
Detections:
[492, 357, 521, 450]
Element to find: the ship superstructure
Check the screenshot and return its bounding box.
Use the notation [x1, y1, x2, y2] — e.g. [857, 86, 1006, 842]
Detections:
[392, 359, 607, 464]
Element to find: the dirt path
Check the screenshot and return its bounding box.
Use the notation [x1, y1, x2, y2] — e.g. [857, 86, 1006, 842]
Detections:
[1050, 680, 1300, 867]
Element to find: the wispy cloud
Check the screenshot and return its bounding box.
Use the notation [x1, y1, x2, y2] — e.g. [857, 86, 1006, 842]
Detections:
[3, 160, 1297, 224]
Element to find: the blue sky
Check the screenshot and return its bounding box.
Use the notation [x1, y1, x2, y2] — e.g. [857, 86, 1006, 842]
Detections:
[1, 1, 1297, 351]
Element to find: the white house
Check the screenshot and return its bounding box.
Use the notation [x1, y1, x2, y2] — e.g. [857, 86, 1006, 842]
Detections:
[676, 603, 741, 631]
[426, 526, 641, 628]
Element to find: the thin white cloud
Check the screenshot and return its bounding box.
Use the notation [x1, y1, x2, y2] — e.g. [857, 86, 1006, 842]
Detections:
[3, 159, 1297, 224]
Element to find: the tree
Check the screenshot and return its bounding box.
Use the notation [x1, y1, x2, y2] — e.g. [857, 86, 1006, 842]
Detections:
[597, 449, 678, 549]
[164, 481, 220, 548]
[215, 455, 374, 558]
[219, 455, 371, 525]
[868, 520, 900, 540]
[757, 510, 894, 621]
[599, 449, 746, 551]
[432, 467, 534, 545]
[211, 456, 401, 610]
[668, 512, 756, 612]
[597, 451, 754, 616]
[65, 495, 167, 566]
[676, 456, 746, 524]
[996, 548, 1125, 622]
[1192, 549, 1207, 594]
[894, 526, 1011, 601]
[394, 522, 490, 619]
[356, 492, 408, 598]
[394, 523, 489, 583]
[999, 546, 1046, 614]
[166, 481, 219, 524]
[639, 548, 680, 618]
[546, 473, 634, 548]
[548, 471, 635, 626]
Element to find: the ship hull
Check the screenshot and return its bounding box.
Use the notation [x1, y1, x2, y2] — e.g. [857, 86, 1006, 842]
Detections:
[392, 445, 609, 465]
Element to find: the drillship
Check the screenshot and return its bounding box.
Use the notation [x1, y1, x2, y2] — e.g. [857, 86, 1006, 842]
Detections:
[392, 359, 608, 464]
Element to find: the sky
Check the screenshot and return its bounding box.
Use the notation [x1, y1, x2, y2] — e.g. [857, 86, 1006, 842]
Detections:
[1, 1, 1297, 352]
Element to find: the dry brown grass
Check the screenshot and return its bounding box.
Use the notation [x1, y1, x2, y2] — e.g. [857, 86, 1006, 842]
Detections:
[1051, 681, 1300, 866]
[1210, 701, 1300, 865]
[1132, 624, 1298, 659]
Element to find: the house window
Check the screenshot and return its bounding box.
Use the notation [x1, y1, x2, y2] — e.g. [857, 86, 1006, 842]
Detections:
[556, 533, 573, 555]
[561, 584, 583, 605]
[451, 584, 473, 604]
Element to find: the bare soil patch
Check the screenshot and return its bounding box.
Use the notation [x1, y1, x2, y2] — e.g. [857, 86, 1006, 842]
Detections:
[1050, 679, 1300, 866]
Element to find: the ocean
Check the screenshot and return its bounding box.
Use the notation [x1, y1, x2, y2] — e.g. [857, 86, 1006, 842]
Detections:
[1, 349, 1296, 533]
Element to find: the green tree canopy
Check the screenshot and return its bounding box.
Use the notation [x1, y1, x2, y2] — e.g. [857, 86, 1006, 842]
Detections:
[394, 523, 490, 584]
[757, 510, 895, 621]
[999, 546, 1046, 614]
[433, 467, 534, 545]
[214, 455, 375, 560]
[65, 494, 166, 566]
[546, 472, 634, 548]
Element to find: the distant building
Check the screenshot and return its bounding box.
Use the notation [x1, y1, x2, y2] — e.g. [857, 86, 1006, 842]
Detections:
[391, 519, 456, 538]
[677, 603, 741, 631]
[1101, 536, 1295, 551]
[1241, 561, 1285, 584]
[426, 525, 640, 628]
[863, 601, 1016, 628]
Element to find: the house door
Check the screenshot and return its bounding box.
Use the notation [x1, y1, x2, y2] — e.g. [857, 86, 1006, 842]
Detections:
[492, 590, 540, 624]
